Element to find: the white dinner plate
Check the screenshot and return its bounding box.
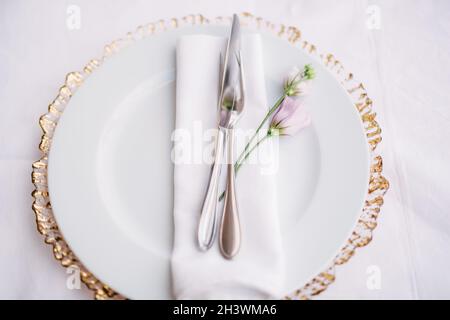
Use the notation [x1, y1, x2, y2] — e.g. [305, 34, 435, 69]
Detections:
[48, 24, 369, 299]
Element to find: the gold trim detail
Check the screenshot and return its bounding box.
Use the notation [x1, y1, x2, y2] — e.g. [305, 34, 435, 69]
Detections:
[31, 12, 389, 300]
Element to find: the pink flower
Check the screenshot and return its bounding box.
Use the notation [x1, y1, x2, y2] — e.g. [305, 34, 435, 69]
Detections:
[268, 96, 311, 136]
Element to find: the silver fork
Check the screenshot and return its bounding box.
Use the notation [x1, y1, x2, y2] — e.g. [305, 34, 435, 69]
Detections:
[197, 14, 245, 259]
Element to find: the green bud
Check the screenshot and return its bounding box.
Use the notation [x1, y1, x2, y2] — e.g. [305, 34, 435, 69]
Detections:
[303, 64, 315, 80]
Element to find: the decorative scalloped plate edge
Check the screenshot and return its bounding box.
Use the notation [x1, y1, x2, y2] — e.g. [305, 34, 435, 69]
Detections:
[31, 12, 389, 300]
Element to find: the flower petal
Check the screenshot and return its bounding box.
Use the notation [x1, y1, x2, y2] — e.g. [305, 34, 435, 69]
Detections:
[280, 107, 311, 136]
[269, 96, 311, 136]
[270, 97, 299, 127]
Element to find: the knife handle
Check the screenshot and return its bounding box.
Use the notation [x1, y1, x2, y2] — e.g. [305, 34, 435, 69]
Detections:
[198, 128, 225, 251]
[219, 128, 241, 259]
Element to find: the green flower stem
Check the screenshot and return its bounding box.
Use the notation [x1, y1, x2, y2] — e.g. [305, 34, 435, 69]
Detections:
[235, 94, 286, 166]
[234, 134, 269, 173]
[219, 134, 270, 202]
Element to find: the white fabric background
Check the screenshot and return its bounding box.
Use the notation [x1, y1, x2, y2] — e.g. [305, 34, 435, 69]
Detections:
[1, 0, 449, 299]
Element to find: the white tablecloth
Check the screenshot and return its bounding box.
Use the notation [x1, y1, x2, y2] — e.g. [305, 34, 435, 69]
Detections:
[1, 0, 449, 299]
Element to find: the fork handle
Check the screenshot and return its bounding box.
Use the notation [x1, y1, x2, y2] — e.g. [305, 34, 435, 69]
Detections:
[219, 128, 241, 259]
[198, 127, 225, 251]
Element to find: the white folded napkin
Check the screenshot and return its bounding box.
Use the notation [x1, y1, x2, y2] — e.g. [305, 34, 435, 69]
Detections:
[171, 34, 284, 299]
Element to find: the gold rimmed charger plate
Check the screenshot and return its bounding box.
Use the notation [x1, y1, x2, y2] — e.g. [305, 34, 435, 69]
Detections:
[31, 12, 389, 300]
